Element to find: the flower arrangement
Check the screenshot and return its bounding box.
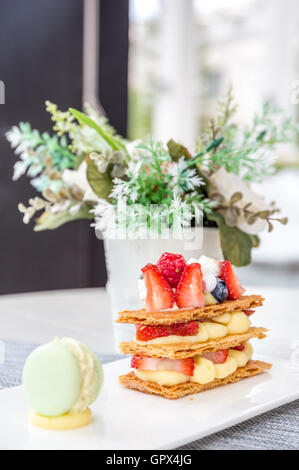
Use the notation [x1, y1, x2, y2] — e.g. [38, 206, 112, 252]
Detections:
[6, 88, 296, 266]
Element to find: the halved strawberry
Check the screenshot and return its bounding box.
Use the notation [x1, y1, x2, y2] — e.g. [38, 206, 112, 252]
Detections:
[141, 264, 175, 311]
[131, 355, 194, 376]
[157, 252, 186, 288]
[232, 344, 245, 351]
[202, 349, 229, 364]
[244, 309, 254, 317]
[136, 321, 199, 342]
[175, 263, 204, 308]
[219, 260, 245, 300]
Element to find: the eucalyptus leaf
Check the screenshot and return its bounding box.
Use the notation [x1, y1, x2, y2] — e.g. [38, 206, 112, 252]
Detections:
[224, 207, 238, 227]
[230, 191, 243, 205]
[231, 205, 241, 218]
[167, 139, 192, 162]
[209, 192, 225, 204]
[207, 212, 256, 266]
[86, 155, 113, 200]
[34, 203, 94, 231]
[256, 210, 271, 219]
[247, 213, 258, 225]
[243, 202, 252, 211]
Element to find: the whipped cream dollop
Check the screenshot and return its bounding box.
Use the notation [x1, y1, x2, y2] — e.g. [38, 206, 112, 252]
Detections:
[55, 337, 98, 413]
[187, 255, 220, 293]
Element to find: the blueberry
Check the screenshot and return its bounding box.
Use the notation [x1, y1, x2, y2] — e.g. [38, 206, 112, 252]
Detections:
[211, 277, 228, 302]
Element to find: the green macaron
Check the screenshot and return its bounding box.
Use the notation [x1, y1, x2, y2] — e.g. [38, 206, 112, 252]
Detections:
[22, 339, 103, 417]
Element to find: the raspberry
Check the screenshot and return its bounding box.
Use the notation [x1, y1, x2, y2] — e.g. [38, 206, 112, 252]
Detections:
[157, 252, 186, 288]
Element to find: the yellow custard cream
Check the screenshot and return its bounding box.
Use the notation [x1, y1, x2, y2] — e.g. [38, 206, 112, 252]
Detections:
[134, 342, 253, 386]
[136, 311, 250, 346]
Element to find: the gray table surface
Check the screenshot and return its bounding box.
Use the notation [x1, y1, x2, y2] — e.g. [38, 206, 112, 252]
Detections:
[0, 339, 298, 450]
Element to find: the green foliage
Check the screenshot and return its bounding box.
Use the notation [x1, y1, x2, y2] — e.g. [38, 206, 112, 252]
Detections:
[7, 91, 293, 267]
[34, 203, 94, 231]
[109, 137, 206, 207]
[31, 174, 63, 193]
[46, 100, 124, 161]
[167, 139, 192, 162]
[69, 108, 128, 158]
[86, 155, 113, 200]
[6, 122, 76, 189]
[41, 133, 76, 170]
[195, 89, 299, 182]
[207, 212, 259, 267]
[209, 189, 288, 232]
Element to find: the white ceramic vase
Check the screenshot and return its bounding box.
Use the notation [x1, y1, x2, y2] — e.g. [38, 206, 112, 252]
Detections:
[103, 227, 223, 349]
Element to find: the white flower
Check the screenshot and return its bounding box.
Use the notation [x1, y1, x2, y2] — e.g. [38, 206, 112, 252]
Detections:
[169, 157, 203, 195]
[6, 126, 23, 148]
[91, 199, 117, 238]
[13, 160, 29, 180]
[210, 167, 272, 234]
[62, 161, 98, 203]
[109, 178, 129, 200]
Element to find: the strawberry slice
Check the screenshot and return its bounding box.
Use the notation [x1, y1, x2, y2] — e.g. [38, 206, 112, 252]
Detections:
[131, 355, 194, 376]
[202, 349, 229, 364]
[244, 309, 254, 317]
[136, 321, 199, 342]
[219, 260, 245, 300]
[141, 264, 175, 311]
[232, 344, 245, 351]
[175, 263, 204, 308]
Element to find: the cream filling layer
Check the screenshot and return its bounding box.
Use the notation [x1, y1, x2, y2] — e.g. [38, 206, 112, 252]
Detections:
[134, 342, 253, 386]
[136, 311, 250, 346]
[55, 338, 97, 413]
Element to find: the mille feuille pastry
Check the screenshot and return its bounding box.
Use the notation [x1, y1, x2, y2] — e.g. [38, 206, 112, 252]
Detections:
[117, 252, 271, 399]
[22, 337, 103, 430]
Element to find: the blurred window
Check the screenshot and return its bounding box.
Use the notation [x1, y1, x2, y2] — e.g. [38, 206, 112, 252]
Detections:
[128, 0, 299, 152]
[128, 0, 299, 283]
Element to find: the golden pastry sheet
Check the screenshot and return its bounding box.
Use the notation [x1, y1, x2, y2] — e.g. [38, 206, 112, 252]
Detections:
[119, 326, 268, 359]
[118, 360, 271, 399]
[116, 295, 264, 325]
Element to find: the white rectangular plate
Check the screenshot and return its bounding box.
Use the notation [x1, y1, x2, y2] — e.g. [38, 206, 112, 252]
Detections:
[0, 353, 299, 450]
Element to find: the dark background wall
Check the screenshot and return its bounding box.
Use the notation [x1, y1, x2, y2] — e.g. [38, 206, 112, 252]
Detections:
[0, 0, 129, 294]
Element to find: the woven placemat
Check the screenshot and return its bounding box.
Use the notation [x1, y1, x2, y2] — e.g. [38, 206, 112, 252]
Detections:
[0, 339, 119, 390]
